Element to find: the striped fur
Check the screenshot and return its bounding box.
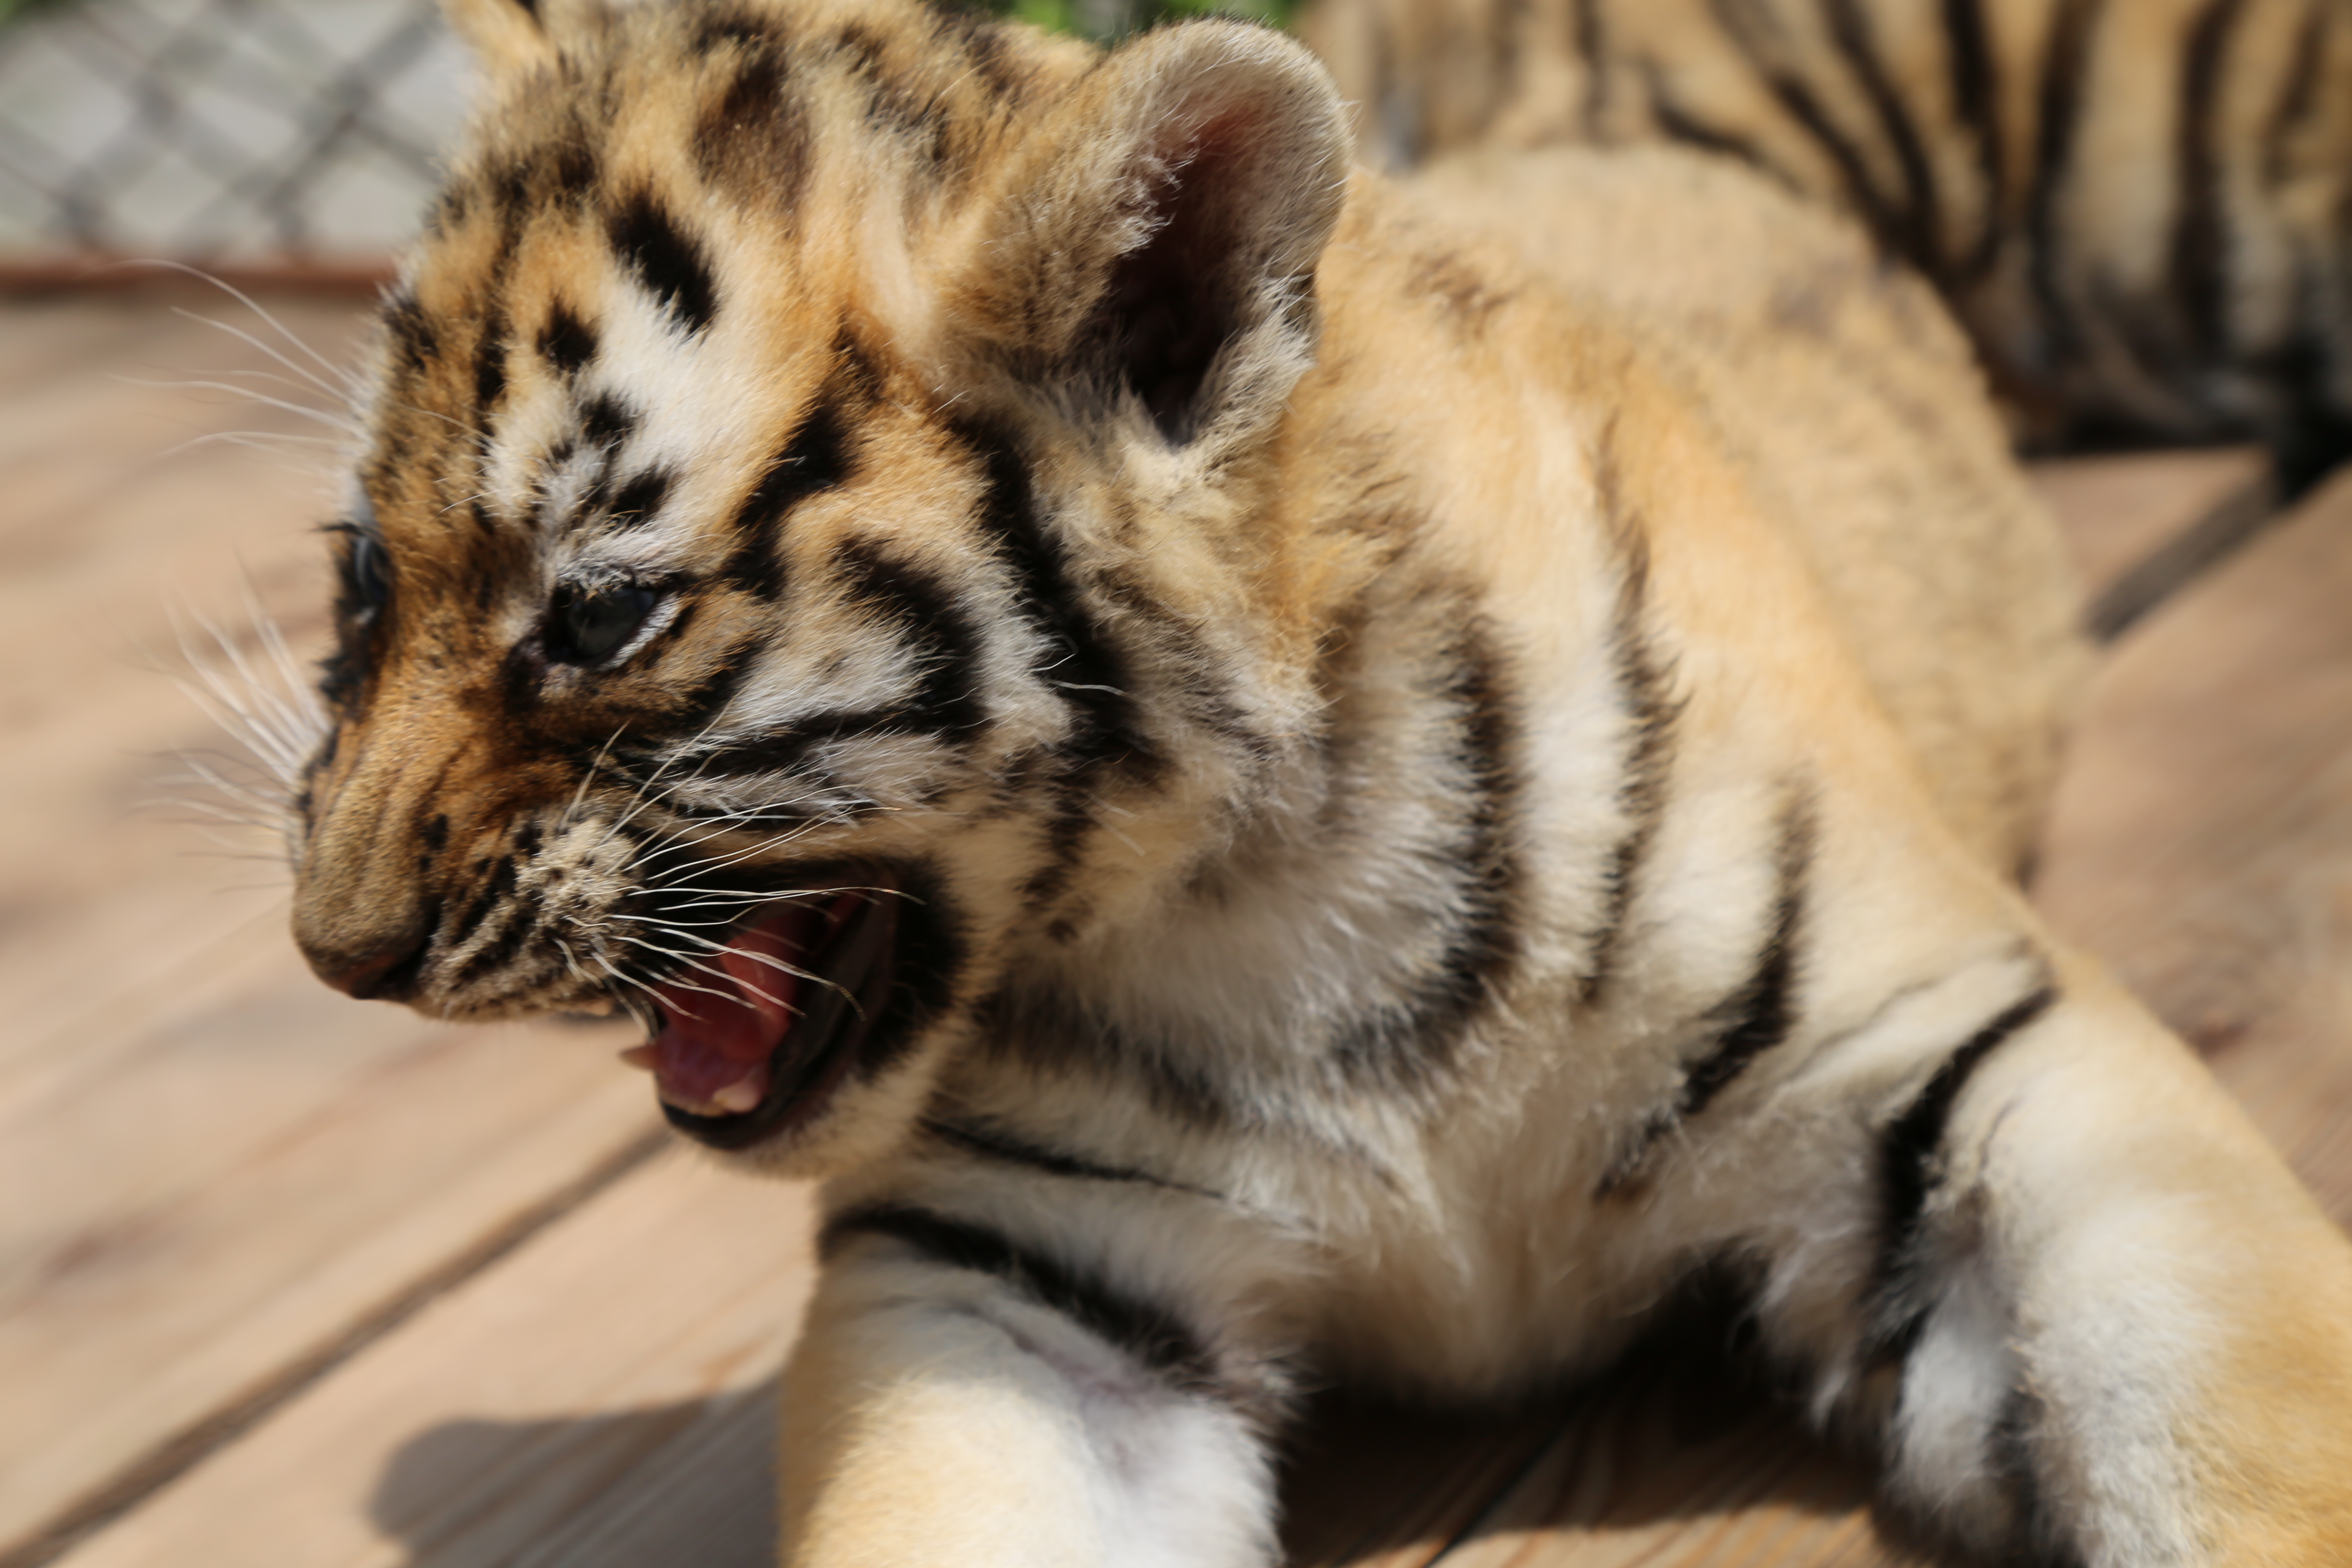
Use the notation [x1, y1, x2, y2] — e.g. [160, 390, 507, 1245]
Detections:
[284, 0, 2352, 1562]
[1299, 0, 2352, 480]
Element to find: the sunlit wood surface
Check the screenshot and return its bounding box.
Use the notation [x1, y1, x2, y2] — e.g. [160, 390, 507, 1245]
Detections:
[2, 291, 2342, 1568]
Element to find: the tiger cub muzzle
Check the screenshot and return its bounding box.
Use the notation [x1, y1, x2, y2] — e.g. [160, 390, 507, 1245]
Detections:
[291, 728, 951, 1153]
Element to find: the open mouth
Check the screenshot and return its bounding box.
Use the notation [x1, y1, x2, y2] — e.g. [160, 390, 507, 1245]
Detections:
[621, 872, 901, 1151]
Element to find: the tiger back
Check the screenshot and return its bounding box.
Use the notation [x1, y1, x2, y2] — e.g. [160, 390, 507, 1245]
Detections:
[1300, 0, 2352, 478]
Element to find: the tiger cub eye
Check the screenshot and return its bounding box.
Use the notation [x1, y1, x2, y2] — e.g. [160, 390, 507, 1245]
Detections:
[549, 582, 657, 665]
[344, 530, 390, 619]
[334, 494, 390, 625]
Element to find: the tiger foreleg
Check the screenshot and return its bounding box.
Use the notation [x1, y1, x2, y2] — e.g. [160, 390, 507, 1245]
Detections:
[1818, 957, 2352, 1566]
[776, 1208, 1283, 1568]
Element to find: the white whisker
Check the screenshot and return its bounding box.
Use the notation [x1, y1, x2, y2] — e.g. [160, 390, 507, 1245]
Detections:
[169, 303, 366, 409]
[118, 375, 358, 433]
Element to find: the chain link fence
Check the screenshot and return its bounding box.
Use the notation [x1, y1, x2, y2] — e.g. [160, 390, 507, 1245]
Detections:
[0, 0, 472, 274]
[0, 0, 1287, 279]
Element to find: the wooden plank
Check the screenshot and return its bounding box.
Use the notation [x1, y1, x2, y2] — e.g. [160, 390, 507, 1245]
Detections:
[1281, 1395, 1569, 1568]
[1420, 1346, 1920, 1568]
[2034, 465, 2352, 1213]
[2025, 445, 2268, 603]
[0, 299, 670, 1560]
[51, 1152, 818, 1568]
[0, 296, 363, 1071]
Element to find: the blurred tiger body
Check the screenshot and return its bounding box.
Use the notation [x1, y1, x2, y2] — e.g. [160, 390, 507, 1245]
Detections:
[281, 0, 2352, 1562]
[1301, 0, 2352, 470]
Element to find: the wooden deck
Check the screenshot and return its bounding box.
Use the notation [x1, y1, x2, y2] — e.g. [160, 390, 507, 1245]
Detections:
[3, 289, 2347, 1568]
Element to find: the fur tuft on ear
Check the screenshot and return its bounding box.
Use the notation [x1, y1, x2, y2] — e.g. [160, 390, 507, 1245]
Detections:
[439, 0, 561, 83]
[957, 21, 1350, 447]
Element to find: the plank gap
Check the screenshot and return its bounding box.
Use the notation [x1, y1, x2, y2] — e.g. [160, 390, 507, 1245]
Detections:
[0, 1129, 670, 1568]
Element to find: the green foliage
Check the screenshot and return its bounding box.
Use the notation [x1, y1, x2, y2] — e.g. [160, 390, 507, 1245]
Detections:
[999, 0, 1293, 43]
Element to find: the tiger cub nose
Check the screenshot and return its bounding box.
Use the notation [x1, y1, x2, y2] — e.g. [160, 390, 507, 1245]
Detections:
[302, 931, 429, 1002]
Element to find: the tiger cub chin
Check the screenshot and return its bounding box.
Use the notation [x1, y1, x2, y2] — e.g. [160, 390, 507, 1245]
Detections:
[285, 0, 2352, 1561]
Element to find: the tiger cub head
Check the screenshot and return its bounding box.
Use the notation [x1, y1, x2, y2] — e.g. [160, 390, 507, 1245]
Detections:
[288, 0, 1350, 1171]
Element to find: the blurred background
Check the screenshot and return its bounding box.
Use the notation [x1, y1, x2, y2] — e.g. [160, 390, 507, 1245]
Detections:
[2, 2, 2348, 1567]
[0, 0, 1287, 276]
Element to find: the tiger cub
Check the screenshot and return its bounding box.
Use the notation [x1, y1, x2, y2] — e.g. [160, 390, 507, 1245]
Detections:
[287, 0, 2352, 1561]
[1298, 0, 2352, 483]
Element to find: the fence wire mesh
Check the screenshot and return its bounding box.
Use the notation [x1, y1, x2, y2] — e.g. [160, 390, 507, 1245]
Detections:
[0, 0, 1288, 273]
[0, 0, 470, 269]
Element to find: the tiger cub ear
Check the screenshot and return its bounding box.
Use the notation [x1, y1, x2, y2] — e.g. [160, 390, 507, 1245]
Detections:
[437, 0, 564, 81]
[956, 20, 1350, 448]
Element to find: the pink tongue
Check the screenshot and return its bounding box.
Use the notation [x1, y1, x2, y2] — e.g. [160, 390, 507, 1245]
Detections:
[644, 905, 819, 1115]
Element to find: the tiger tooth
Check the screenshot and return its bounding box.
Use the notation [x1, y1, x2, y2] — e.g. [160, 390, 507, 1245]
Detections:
[712, 1078, 762, 1114]
[619, 1045, 657, 1072]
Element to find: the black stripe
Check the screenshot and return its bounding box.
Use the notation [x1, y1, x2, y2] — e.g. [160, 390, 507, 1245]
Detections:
[1940, 0, 2006, 280]
[668, 637, 760, 731]
[736, 403, 851, 529]
[922, 1117, 1212, 1196]
[1579, 522, 1679, 1004]
[1094, 568, 1262, 765]
[1986, 1381, 2051, 1547]
[924, 0, 1021, 103]
[970, 983, 1251, 1134]
[695, 45, 813, 214]
[953, 416, 1152, 780]
[2263, 0, 2329, 185]
[693, 6, 776, 53]
[847, 862, 964, 1085]
[551, 135, 598, 202]
[723, 392, 856, 599]
[608, 469, 672, 528]
[1329, 625, 1522, 1094]
[538, 301, 597, 377]
[2270, 253, 2352, 496]
[2174, 0, 2255, 357]
[446, 855, 520, 953]
[1643, 64, 1783, 180]
[831, 538, 989, 735]
[2026, 0, 2105, 361]
[1826, 0, 1945, 275]
[488, 156, 529, 222]
[382, 291, 438, 374]
[1019, 797, 1097, 919]
[1706, 0, 1902, 249]
[1675, 792, 1814, 1118]
[451, 903, 537, 984]
[820, 1203, 1222, 1391]
[607, 190, 719, 335]
[684, 708, 901, 784]
[1869, 982, 2059, 1358]
[833, 22, 931, 145]
[427, 183, 467, 238]
[1597, 790, 1811, 1200]
[946, 417, 1156, 921]
[580, 392, 636, 450]
[472, 310, 508, 414]
[1572, 0, 1608, 135]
